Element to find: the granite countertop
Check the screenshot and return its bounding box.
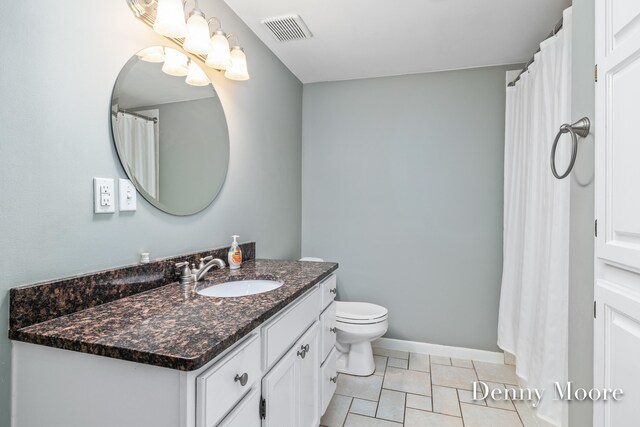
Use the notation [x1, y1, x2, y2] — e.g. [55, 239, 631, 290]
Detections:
[11, 259, 338, 371]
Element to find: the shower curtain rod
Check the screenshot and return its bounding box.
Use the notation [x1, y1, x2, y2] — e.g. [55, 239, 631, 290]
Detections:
[507, 16, 564, 87]
[112, 109, 158, 124]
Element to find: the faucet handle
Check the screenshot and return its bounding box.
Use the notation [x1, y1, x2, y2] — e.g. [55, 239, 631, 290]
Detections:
[174, 262, 193, 284]
[198, 256, 214, 269]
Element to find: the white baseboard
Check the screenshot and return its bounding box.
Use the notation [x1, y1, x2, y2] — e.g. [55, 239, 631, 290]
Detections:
[372, 338, 505, 364]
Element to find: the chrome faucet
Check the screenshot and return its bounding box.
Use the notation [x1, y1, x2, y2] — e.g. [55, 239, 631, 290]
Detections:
[175, 257, 226, 286]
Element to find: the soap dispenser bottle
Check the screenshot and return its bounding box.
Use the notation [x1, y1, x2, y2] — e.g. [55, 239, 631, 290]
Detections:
[228, 235, 242, 270]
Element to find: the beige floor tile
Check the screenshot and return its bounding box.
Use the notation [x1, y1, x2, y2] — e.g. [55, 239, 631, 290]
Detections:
[482, 382, 515, 411]
[372, 347, 409, 360]
[461, 403, 523, 427]
[350, 398, 377, 417]
[405, 408, 463, 427]
[374, 355, 388, 376]
[376, 389, 406, 423]
[406, 393, 432, 411]
[336, 373, 383, 401]
[320, 394, 352, 427]
[431, 364, 478, 390]
[473, 361, 520, 385]
[458, 389, 486, 406]
[387, 357, 408, 369]
[452, 358, 473, 368]
[344, 413, 402, 427]
[513, 400, 555, 427]
[431, 355, 452, 365]
[409, 352, 430, 372]
[432, 385, 461, 417]
[382, 367, 431, 396]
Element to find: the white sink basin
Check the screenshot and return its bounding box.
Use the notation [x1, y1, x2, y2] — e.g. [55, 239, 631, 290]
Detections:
[197, 279, 284, 298]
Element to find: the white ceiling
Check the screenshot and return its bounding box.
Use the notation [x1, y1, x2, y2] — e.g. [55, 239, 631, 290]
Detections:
[223, 0, 571, 83]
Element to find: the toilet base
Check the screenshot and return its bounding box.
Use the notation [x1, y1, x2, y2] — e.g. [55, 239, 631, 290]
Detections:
[336, 341, 376, 376]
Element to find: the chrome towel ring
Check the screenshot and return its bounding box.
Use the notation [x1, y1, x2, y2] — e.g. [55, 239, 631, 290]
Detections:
[550, 117, 591, 179]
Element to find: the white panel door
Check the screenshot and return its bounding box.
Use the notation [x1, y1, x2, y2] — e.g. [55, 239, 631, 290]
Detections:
[594, 281, 640, 426]
[595, 0, 640, 426]
[297, 322, 320, 427]
[596, 0, 640, 271]
[218, 387, 261, 427]
[261, 347, 298, 427]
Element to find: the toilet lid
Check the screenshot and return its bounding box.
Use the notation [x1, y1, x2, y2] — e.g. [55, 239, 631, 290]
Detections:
[336, 301, 388, 321]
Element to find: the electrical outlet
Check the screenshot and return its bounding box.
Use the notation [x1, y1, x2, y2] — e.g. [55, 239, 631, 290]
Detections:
[94, 178, 115, 214]
[119, 179, 137, 212]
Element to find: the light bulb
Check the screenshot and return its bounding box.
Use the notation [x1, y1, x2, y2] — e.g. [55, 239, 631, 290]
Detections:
[224, 46, 250, 81]
[206, 30, 231, 70]
[153, 0, 187, 38]
[185, 61, 210, 86]
[136, 46, 165, 63]
[162, 48, 188, 76]
[183, 9, 211, 55]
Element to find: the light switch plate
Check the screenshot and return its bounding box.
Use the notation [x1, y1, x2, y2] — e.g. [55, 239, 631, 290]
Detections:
[119, 179, 137, 212]
[94, 178, 115, 214]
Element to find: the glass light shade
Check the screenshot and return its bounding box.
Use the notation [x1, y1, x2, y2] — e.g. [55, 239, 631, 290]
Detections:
[224, 46, 250, 81]
[185, 61, 210, 86]
[136, 46, 165, 63]
[183, 11, 211, 55]
[205, 31, 231, 70]
[162, 48, 188, 76]
[153, 0, 187, 38]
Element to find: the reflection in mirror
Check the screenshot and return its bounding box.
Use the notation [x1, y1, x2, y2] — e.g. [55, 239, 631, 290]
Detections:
[111, 46, 229, 216]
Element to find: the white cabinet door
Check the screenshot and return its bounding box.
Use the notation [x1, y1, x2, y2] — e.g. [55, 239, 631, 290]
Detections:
[594, 280, 640, 427]
[297, 322, 320, 427]
[596, 0, 640, 271]
[218, 387, 261, 427]
[261, 347, 298, 427]
[595, 0, 640, 425]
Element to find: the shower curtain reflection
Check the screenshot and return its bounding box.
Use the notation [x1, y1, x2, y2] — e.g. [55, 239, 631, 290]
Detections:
[114, 111, 159, 199]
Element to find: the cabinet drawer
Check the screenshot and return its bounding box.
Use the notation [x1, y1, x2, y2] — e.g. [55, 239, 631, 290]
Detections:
[196, 334, 261, 427]
[320, 347, 338, 415]
[320, 275, 337, 310]
[320, 302, 336, 362]
[218, 386, 261, 427]
[262, 286, 321, 370]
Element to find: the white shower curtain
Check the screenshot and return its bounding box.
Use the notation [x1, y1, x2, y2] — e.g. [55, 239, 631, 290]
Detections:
[497, 7, 572, 427]
[115, 112, 159, 198]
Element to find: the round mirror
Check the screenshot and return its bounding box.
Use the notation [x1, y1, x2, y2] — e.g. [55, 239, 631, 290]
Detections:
[110, 46, 229, 216]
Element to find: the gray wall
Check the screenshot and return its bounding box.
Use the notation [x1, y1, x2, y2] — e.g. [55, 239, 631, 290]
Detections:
[0, 1, 302, 424]
[302, 65, 516, 351]
[569, 0, 595, 425]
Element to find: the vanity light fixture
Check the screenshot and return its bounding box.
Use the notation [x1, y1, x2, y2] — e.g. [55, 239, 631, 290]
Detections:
[153, 0, 187, 38]
[136, 46, 165, 62]
[185, 60, 210, 86]
[127, 0, 250, 81]
[183, 2, 211, 55]
[224, 36, 250, 81]
[205, 18, 231, 70]
[162, 48, 189, 76]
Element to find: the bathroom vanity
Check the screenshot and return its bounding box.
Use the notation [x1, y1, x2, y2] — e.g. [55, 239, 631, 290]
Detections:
[9, 245, 338, 427]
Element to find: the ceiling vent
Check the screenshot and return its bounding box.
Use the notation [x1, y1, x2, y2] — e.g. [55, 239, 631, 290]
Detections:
[261, 14, 312, 42]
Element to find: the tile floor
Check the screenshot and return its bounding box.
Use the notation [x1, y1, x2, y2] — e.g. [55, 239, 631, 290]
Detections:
[320, 347, 551, 427]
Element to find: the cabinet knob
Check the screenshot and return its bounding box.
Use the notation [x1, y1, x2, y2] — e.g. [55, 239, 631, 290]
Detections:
[329, 327, 337, 333]
[329, 376, 338, 383]
[234, 372, 249, 386]
[302, 344, 310, 352]
[329, 288, 337, 294]
[297, 349, 306, 359]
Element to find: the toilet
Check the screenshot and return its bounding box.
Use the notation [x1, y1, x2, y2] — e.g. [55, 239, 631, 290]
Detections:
[299, 257, 389, 377]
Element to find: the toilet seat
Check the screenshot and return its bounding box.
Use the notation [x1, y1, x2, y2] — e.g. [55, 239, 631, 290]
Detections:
[336, 301, 388, 325]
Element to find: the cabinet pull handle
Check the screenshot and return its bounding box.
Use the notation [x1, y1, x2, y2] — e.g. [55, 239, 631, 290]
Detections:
[329, 288, 337, 294]
[329, 327, 337, 333]
[330, 376, 338, 383]
[234, 373, 249, 386]
[297, 349, 306, 359]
